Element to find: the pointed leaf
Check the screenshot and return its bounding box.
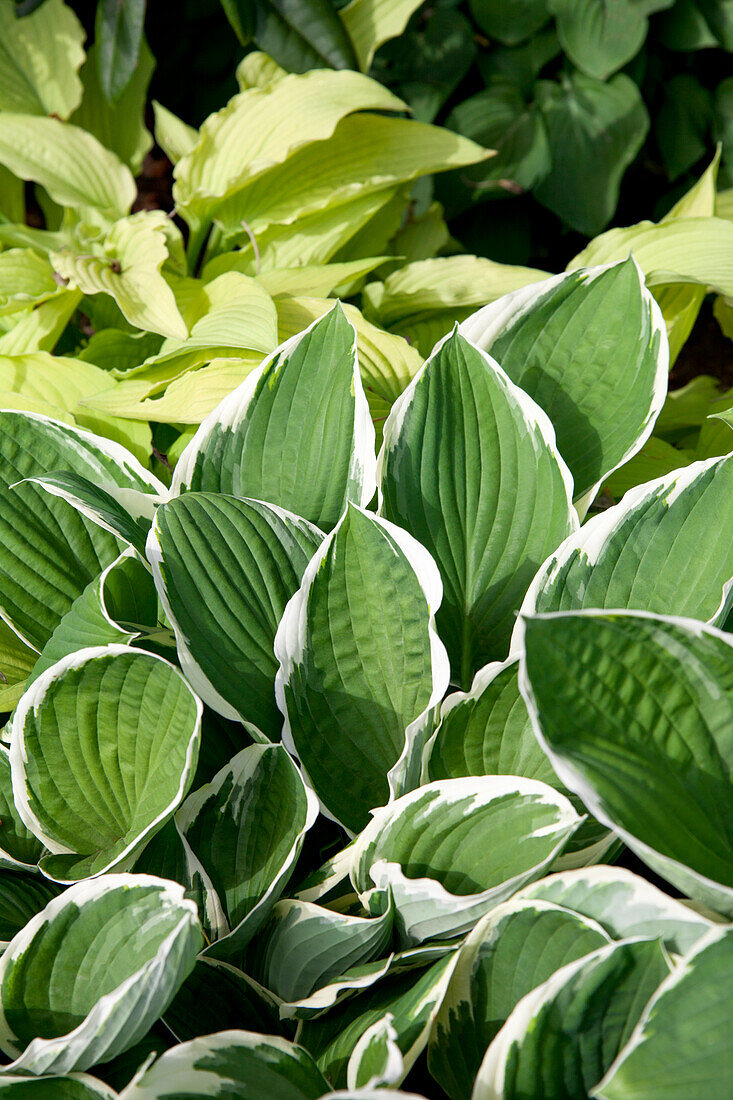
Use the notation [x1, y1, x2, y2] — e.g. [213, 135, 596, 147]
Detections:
[0, 0, 84, 118]
[149, 493, 323, 735]
[379, 328, 577, 681]
[340, 0, 425, 72]
[0, 875, 202, 1075]
[222, 0, 358, 71]
[347, 1013, 404, 1089]
[11, 646, 202, 882]
[72, 40, 154, 174]
[548, 0, 647, 80]
[95, 0, 145, 103]
[275, 504, 449, 833]
[460, 259, 668, 502]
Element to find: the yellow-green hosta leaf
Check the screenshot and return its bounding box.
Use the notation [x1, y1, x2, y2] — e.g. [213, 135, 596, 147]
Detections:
[0, 0, 84, 118]
[115, 1031, 331, 1100]
[250, 257, 388, 298]
[350, 777, 582, 945]
[275, 504, 450, 833]
[428, 899, 611, 1100]
[0, 116, 135, 220]
[235, 51, 287, 90]
[379, 330, 578, 682]
[172, 307, 375, 531]
[152, 100, 199, 165]
[51, 212, 187, 339]
[518, 455, 733, 635]
[602, 436, 693, 499]
[0, 289, 81, 355]
[595, 927, 733, 1100]
[173, 69, 405, 228]
[214, 114, 490, 239]
[11, 645, 202, 883]
[0, 619, 36, 706]
[0, 875, 202, 1075]
[521, 610, 733, 917]
[0, 250, 63, 316]
[472, 939, 670, 1100]
[461, 259, 669, 503]
[340, 0, 426, 71]
[148, 493, 323, 736]
[178, 745, 319, 959]
[71, 40, 154, 175]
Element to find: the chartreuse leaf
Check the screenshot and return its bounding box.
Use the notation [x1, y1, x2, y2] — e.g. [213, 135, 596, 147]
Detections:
[51, 212, 187, 340]
[0, 116, 135, 219]
[0, 250, 63, 315]
[0, 1075, 117, 1098]
[549, 0, 647, 80]
[379, 329, 577, 683]
[461, 259, 668, 504]
[521, 611, 733, 916]
[10, 645, 202, 883]
[0, 747, 42, 871]
[518, 455, 733, 637]
[428, 899, 611, 1100]
[595, 927, 733, 1100]
[340, 0, 425, 71]
[0, 411, 158, 651]
[275, 504, 450, 833]
[152, 101, 198, 165]
[72, 40, 154, 175]
[248, 897, 394, 1006]
[0, 619, 36, 712]
[347, 1013, 404, 1090]
[516, 866, 717, 956]
[0, 290, 81, 356]
[95, 0, 145, 104]
[118, 1030, 330, 1099]
[0, 875, 202, 1075]
[28, 548, 158, 687]
[350, 777, 582, 945]
[148, 493, 322, 736]
[176, 745, 319, 959]
[173, 306, 375, 531]
[472, 938, 671, 1100]
[0, 872, 59, 945]
[0, 0, 84, 117]
[173, 69, 404, 231]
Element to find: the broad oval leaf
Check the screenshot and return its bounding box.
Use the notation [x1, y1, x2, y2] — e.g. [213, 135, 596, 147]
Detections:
[11, 645, 202, 883]
[350, 777, 582, 944]
[0, 0, 85, 118]
[95, 0, 145, 104]
[595, 927, 733, 1100]
[0, 874, 202, 1075]
[429, 899, 611, 1100]
[521, 610, 733, 916]
[460, 259, 668, 504]
[177, 745, 319, 959]
[148, 493, 323, 738]
[0, 871, 59, 945]
[222, 0, 359, 71]
[172, 306, 376, 532]
[275, 503, 450, 833]
[119, 1030, 330, 1100]
[472, 938, 671, 1100]
[379, 329, 577, 683]
[548, 0, 647, 80]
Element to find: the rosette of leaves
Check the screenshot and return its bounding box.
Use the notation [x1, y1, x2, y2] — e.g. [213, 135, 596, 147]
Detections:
[0, 264, 731, 1096]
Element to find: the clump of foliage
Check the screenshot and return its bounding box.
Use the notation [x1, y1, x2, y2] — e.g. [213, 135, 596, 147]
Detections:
[0, 248, 731, 1098]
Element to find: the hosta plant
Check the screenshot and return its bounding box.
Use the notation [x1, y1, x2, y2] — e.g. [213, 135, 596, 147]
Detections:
[0, 258, 731, 1098]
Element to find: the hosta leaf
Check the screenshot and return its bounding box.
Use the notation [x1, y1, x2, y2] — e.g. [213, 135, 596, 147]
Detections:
[518, 455, 733, 637]
[340, 0, 425, 72]
[0, 871, 59, 944]
[118, 1030, 330, 1099]
[516, 866, 717, 956]
[172, 306, 375, 531]
[0, 290, 81, 356]
[11, 646, 202, 882]
[95, 0, 145, 104]
[0, 1075, 117, 1098]
[460, 259, 668, 503]
[51, 212, 187, 340]
[533, 73, 649, 236]
[178, 745, 319, 958]
[29, 471, 157, 556]
[149, 493, 322, 736]
[347, 1013, 403, 1090]
[164, 957, 280, 1042]
[152, 100, 198, 166]
[0, 747, 42, 871]
[0, 0, 84, 117]
[472, 938, 671, 1100]
[0, 875, 201, 1075]
[0, 249, 63, 316]
[549, 0, 647, 80]
[71, 41, 154, 175]
[221, 0, 358, 71]
[248, 897, 394, 1005]
[468, 0, 550, 43]
[521, 611, 733, 916]
[0, 411, 158, 650]
[0, 115, 135, 219]
[595, 927, 733, 1100]
[0, 619, 36, 711]
[429, 899, 611, 1100]
[350, 777, 582, 944]
[275, 504, 449, 833]
[379, 329, 577, 682]
[173, 69, 404, 229]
